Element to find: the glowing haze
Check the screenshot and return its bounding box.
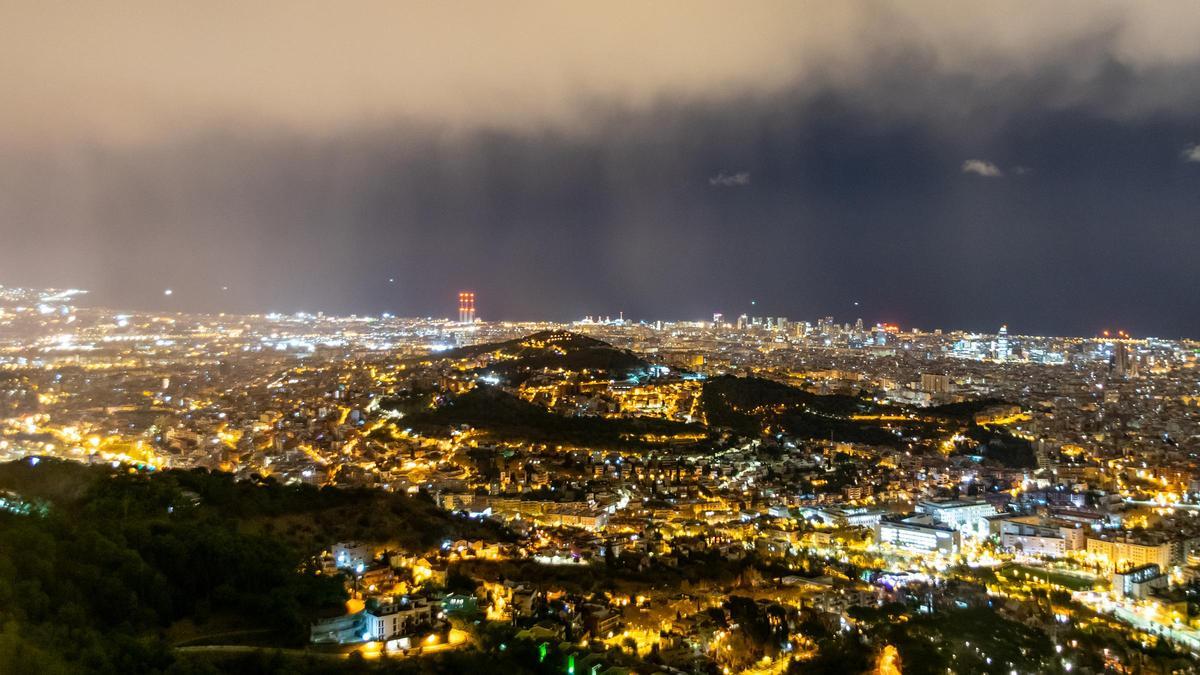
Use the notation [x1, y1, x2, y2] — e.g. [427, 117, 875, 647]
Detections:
[5, 1, 1200, 139]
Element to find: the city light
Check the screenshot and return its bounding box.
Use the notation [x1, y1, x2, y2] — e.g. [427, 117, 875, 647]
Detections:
[1, 2, 1197, 671]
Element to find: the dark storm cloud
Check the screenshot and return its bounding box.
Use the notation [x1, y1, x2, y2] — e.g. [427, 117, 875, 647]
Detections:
[1, 2, 1200, 336]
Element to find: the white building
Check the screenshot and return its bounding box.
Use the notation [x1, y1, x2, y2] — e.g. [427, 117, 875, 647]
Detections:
[1112, 564, 1168, 599]
[1087, 535, 1174, 571]
[990, 516, 1086, 556]
[800, 505, 886, 528]
[332, 541, 378, 571]
[916, 499, 997, 539]
[311, 597, 441, 645]
[876, 518, 959, 554]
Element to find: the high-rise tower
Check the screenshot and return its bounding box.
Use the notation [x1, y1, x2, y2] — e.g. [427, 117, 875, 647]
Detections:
[995, 325, 1009, 361]
[1112, 341, 1131, 378]
[458, 292, 476, 324]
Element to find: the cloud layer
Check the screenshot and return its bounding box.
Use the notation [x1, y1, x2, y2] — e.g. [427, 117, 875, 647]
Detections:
[3, 1, 1200, 141]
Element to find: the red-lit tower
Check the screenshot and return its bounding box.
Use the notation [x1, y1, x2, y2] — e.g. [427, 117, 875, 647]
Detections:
[458, 292, 476, 324]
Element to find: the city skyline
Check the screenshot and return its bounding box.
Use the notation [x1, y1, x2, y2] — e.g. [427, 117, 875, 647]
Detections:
[0, 282, 1182, 342]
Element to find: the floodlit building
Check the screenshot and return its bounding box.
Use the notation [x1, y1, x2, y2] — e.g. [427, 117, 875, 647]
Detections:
[311, 597, 442, 645]
[1087, 534, 1175, 571]
[1112, 563, 1168, 599]
[920, 373, 952, 395]
[332, 541, 377, 571]
[990, 515, 1087, 556]
[800, 505, 886, 528]
[876, 517, 960, 554]
[915, 499, 997, 539]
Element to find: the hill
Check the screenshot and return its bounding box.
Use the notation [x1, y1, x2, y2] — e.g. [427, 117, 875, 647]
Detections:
[0, 458, 507, 672]
[406, 384, 710, 449]
[445, 330, 648, 384]
[700, 376, 1034, 465]
[926, 398, 1014, 423]
[700, 375, 911, 445]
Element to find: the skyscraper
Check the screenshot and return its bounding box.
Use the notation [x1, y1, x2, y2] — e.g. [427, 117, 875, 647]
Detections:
[458, 292, 476, 324]
[995, 325, 1009, 361]
[1112, 341, 1132, 378]
[921, 373, 952, 394]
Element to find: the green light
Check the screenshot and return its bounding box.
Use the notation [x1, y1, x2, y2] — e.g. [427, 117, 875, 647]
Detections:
[567, 654, 575, 675]
[539, 642, 548, 663]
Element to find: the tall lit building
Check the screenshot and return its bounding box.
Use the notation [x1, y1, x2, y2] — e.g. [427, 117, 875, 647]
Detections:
[920, 373, 951, 395]
[1112, 341, 1133, 378]
[458, 292, 476, 324]
[995, 324, 1009, 361]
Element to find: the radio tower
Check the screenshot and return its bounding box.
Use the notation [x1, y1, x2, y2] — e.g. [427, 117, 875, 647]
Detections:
[458, 291, 476, 324]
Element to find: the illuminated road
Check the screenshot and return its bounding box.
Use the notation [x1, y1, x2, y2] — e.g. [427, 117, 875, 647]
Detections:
[175, 628, 470, 661]
[1075, 592, 1200, 655]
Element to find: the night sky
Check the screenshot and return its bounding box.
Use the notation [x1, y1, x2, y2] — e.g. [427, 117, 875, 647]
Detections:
[2, 2, 1199, 337]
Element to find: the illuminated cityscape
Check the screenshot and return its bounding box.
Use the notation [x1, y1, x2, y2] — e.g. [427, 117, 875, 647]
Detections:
[4, 2, 1200, 674]
[1, 283, 1200, 672]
